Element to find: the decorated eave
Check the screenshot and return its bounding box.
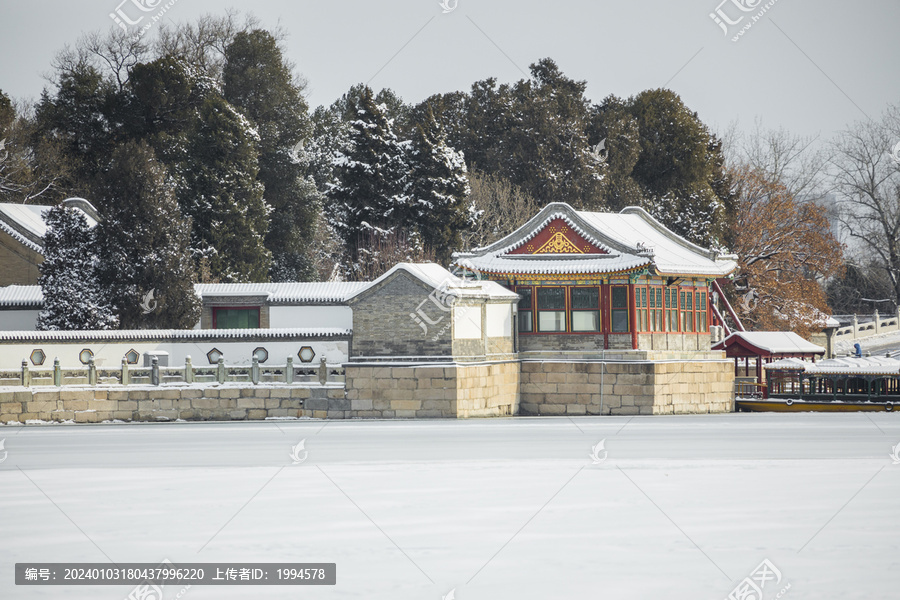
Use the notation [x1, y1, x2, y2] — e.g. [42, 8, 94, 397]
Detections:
[452, 202, 738, 280]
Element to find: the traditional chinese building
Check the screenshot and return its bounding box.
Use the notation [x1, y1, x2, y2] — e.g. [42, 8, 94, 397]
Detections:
[452, 202, 737, 352]
[450, 202, 739, 415]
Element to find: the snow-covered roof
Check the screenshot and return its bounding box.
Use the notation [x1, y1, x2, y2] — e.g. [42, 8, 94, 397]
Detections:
[0, 282, 371, 308]
[823, 316, 841, 328]
[714, 331, 825, 355]
[0, 285, 43, 307]
[346, 262, 519, 302]
[452, 202, 737, 278]
[764, 357, 810, 371]
[197, 282, 369, 304]
[0, 327, 351, 342]
[765, 355, 900, 376]
[0, 200, 99, 252]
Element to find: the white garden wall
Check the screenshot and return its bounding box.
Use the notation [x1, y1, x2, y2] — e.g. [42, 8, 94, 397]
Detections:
[0, 330, 349, 369]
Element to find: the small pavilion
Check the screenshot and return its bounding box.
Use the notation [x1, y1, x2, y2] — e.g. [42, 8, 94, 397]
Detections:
[452, 202, 738, 354]
[712, 331, 825, 385]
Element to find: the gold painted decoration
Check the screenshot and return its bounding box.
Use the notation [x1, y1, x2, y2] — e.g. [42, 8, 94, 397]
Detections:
[535, 232, 583, 254]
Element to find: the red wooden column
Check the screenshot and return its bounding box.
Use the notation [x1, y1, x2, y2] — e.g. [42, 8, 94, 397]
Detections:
[629, 284, 638, 350]
[601, 282, 610, 350]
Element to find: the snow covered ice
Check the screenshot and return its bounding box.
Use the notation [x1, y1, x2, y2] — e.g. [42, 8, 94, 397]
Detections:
[2, 414, 899, 599]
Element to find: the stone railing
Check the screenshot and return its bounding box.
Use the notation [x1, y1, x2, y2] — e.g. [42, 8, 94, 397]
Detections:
[832, 308, 900, 341]
[0, 355, 345, 388]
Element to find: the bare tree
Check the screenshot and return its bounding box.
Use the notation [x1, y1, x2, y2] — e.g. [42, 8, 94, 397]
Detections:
[0, 100, 72, 203]
[831, 103, 900, 307]
[728, 166, 844, 338]
[351, 229, 434, 282]
[156, 10, 265, 81]
[461, 170, 539, 250]
[50, 29, 150, 91]
[724, 117, 830, 199]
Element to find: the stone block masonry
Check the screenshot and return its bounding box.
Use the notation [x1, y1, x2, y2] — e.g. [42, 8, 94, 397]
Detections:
[519, 359, 734, 416]
[342, 361, 519, 419]
[0, 384, 331, 424]
[0, 358, 733, 423]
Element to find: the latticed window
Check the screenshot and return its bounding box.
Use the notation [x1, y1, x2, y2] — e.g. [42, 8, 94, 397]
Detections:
[680, 290, 694, 332]
[635, 287, 649, 332]
[651, 287, 663, 331]
[697, 290, 708, 331]
[517, 287, 533, 332]
[666, 288, 679, 332]
[537, 287, 566, 332]
[571, 287, 600, 332]
[611, 286, 629, 333]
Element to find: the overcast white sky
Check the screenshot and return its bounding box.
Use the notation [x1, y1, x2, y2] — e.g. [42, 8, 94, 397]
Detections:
[1, 0, 898, 141]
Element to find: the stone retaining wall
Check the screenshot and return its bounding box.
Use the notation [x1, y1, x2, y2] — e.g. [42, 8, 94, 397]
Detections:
[342, 361, 519, 419]
[0, 385, 344, 423]
[520, 359, 734, 416]
[1, 357, 734, 423]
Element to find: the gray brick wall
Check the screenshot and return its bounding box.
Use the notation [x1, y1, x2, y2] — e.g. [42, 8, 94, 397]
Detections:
[350, 273, 452, 358]
[0, 234, 41, 286]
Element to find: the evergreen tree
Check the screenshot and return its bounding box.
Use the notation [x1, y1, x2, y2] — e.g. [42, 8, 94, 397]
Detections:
[178, 94, 271, 282]
[223, 30, 317, 281]
[405, 108, 472, 263]
[328, 86, 409, 278]
[415, 59, 603, 208]
[123, 56, 270, 281]
[588, 95, 643, 211]
[0, 89, 13, 131]
[37, 204, 118, 331]
[307, 104, 350, 192]
[33, 64, 118, 199]
[93, 140, 201, 329]
[626, 89, 729, 247]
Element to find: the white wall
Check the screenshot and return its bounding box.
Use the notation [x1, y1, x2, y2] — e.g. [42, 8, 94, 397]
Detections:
[269, 306, 352, 330]
[453, 305, 483, 340]
[486, 303, 512, 338]
[0, 340, 348, 369]
[0, 310, 39, 331]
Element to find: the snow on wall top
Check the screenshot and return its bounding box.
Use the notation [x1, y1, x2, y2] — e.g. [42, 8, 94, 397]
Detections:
[0, 263, 518, 311]
[0, 327, 351, 342]
[452, 202, 737, 277]
[197, 282, 370, 304]
[346, 262, 519, 302]
[0, 285, 43, 307]
[0, 282, 371, 308]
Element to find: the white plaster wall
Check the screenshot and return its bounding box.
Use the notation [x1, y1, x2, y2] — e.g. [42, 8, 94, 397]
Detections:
[269, 306, 352, 329]
[0, 340, 348, 369]
[0, 310, 39, 331]
[453, 306, 483, 340]
[486, 303, 512, 338]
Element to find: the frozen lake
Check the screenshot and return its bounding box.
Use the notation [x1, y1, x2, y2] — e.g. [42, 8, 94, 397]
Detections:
[2, 413, 899, 599]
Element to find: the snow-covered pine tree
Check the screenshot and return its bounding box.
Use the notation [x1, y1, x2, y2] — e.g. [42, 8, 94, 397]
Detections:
[93, 140, 201, 329]
[327, 86, 410, 279]
[223, 29, 317, 282]
[179, 95, 272, 282]
[404, 108, 472, 264]
[37, 204, 118, 330]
